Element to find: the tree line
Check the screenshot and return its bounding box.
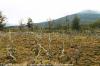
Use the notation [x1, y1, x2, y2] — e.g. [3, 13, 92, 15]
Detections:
[0, 11, 100, 32]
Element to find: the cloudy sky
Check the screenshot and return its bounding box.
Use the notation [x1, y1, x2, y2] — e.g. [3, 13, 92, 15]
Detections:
[0, 0, 100, 25]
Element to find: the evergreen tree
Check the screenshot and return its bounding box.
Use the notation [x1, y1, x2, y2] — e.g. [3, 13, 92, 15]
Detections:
[0, 11, 6, 30]
[27, 17, 33, 31]
[72, 15, 80, 31]
[90, 19, 100, 28]
[66, 16, 69, 31]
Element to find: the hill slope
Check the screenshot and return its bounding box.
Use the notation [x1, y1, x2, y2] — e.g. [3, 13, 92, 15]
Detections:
[37, 10, 100, 27]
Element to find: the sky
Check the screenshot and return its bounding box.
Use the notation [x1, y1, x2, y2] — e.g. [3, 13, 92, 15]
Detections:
[0, 0, 100, 25]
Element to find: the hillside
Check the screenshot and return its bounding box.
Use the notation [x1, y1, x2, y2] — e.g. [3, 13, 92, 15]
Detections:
[37, 10, 100, 28]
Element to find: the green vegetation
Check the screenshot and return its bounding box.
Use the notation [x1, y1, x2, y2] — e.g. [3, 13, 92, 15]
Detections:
[0, 11, 6, 30]
[72, 15, 80, 31]
[27, 17, 34, 31]
[90, 19, 100, 28]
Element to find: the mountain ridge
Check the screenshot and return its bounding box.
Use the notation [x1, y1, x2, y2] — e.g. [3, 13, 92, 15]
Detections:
[36, 10, 100, 28]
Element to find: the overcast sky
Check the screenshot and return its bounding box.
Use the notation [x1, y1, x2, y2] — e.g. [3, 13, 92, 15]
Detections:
[0, 0, 100, 25]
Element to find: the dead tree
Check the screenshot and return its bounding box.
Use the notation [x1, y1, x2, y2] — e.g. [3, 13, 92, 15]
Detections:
[48, 18, 53, 32]
[6, 30, 16, 63]
[67, 45, 80, 64]
[6, 44, 16, 63]
[19, 19, 24, 31]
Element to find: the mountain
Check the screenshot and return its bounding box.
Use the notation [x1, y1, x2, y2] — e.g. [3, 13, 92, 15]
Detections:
[77, 10, 100, 23]
[37, 10, 100, 28]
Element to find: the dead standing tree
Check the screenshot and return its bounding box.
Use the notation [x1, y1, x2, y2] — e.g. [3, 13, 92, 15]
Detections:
[48, 18, 53, 33]
[6, 30, 16, 63]
[58, 32, 67, 64]
[47, 33, 53, 60]
[19, 19, 24, 31]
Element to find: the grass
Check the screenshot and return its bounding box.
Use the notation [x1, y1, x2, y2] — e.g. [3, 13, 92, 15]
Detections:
[0, 31, 99, 66]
